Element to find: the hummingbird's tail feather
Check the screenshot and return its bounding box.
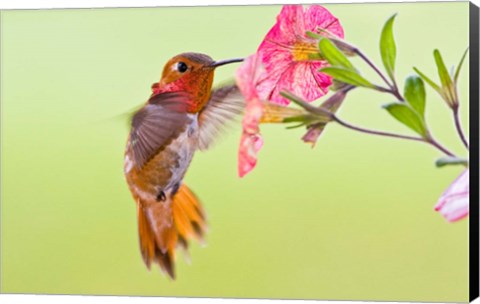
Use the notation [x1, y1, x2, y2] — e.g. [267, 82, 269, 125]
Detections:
[136, 183, 207, 279]
[137, 200, 177, 278]
[172, 184, 207, 245]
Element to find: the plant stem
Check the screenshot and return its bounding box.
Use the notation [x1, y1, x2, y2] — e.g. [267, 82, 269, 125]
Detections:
[355, 49, 392, 87]
[453, 106, 469, 149]
[373, 85, 392, 93]
[390, 87, 404, 102]
[281, 90, 456, 157]
[426, 137, 456, 157]
[332, 115, 457, 157]
[331, 115, 425, 142]
[355, 49, 404, 102]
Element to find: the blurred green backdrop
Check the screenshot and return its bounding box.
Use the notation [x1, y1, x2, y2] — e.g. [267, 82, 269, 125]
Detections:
[0, 2, 470, 302]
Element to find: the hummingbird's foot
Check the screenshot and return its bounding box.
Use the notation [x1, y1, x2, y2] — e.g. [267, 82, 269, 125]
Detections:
[171, 183, 180, 196]
[156, 190, 167, 202]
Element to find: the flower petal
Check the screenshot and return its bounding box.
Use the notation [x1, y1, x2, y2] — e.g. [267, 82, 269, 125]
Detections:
[235, 54, 264, 101]
[257, 41, 293, 82]
[265, 5, 305, 45]
[434, 169, 469, 222]
[257, 61, 331, 105]
[235, 57, 266, 177]
[242, 98, 264, 134]
[238, 133, 264, 178]
[304, 5, 344, 39]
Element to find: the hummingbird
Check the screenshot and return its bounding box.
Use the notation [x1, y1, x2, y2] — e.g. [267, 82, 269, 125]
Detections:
[124, 52, 244, 279]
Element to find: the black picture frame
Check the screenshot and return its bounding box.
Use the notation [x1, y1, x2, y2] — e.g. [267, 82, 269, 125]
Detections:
[469, 2, 479, 302]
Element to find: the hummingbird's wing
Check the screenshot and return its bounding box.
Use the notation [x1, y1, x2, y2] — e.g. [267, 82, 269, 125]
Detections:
[129, 92, 192, 168]
[197, 84, 245, 150]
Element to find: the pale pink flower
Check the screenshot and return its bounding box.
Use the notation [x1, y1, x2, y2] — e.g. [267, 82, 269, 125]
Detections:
[236, 54, 266, 177]
[256, 5, 344, 105]
[434, 169, 469, 222]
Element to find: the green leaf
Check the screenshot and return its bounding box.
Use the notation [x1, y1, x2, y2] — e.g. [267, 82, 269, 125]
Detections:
[286, 123, 308, 129]
[280, 91, 332, 120]
[380, 14, 397, 81]
[413, 67, 444, 96]
[433, 49, 456, 106]
[318, 39, 355, 70]
[306, 31, 321, 39]
[454, 47, 469, 83]
[283, 114, 330, 125]
[320, 67, 375, 89]
[404, 76, 426, 117]
[435, 156, 469, 168]
[308, 53, 325, 60]
[383, 103, 428, 137]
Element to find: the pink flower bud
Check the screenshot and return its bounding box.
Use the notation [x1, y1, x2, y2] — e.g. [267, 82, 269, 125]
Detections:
[434, 169, 469, 222]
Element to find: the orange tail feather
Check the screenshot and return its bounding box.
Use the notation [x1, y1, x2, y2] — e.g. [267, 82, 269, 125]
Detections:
[137, 184, 207, 279]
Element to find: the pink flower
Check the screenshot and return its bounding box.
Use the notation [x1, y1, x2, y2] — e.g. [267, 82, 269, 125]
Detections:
[235, 5, 344, 177]
[434, 169, 469, 222]
[236, 54, 266, 177]
[256, 5, 344, 105]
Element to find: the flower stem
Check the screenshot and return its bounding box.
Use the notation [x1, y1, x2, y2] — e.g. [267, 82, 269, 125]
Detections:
[332, 115, 457, 157]
[453, 106, 469, 149]
[355, 50, 391, 87]
[331, 115, 425, 142]
[390, 86, 404, 102]
[426, 137, 456, 157]
[373, 85, 392, 93]
[281, 90, 456, 157]
[355, 49, 404, 102]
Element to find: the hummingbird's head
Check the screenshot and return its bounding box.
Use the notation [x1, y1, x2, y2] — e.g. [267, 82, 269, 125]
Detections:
[154, 52, 243, 113]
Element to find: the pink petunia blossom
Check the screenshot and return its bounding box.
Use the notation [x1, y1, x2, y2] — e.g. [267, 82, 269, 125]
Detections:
[236, 54, 266, 177]
[235, 5, 344, 177]
[434, 169, 469, 222]
[256, 5, 344, 105]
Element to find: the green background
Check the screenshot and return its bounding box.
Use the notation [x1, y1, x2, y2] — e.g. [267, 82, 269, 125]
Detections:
[0, 2, 471, 302]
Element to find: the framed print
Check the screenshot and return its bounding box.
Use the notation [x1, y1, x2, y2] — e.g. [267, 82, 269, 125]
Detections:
[1, 1, 479, 303]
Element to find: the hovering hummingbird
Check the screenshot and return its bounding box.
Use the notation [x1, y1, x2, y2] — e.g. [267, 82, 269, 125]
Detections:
[124, 52, 244, 279]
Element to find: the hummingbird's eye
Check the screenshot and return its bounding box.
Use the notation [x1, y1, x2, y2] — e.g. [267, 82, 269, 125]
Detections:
[176, 62, 188, 73]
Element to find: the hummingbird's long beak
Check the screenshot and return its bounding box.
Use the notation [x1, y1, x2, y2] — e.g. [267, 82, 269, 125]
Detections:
[210, 58, 244, 68]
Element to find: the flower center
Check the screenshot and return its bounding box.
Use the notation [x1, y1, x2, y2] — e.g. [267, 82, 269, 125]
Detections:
[291, 41, 319, 61]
